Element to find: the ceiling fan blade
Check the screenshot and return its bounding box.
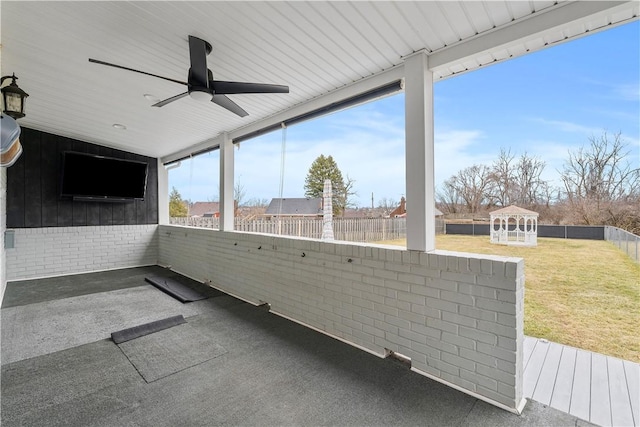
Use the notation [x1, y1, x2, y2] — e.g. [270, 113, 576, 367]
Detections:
[212, 81, 290, 94]
[211, 95, 248, 117]
[88, 58, 187, 86]
[152, 92, 189, 107]
[188, 36, 210, 88]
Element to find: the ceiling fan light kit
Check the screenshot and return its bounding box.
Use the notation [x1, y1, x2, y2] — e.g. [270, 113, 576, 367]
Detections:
[89, 35, 289, 117]
[189, 90, 213, 102]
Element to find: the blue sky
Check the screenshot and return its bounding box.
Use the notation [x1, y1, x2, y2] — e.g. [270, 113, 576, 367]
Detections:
[170, 21, 639, 207]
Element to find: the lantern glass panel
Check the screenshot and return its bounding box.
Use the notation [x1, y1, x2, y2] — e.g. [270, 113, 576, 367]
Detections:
[5, 93, 23, 114]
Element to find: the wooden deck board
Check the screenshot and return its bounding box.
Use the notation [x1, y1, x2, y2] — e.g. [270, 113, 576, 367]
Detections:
[550, 345, 576, 414]
[609, 357, 635, 427]
[590, 353, 612, 426]
[532, 341, 562, 405]
[623, 360, 639, 426]
[524, 336, 639, 427]
[571, 349, 592, 422]
[523, 339, 549, 397]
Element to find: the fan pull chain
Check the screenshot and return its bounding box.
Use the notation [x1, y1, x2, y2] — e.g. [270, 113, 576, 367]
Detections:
[277, 123, 287, 234]
[187, 154, 194, 222]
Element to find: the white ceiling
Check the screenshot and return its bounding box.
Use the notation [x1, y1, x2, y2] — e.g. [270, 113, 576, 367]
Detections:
[1, 1, 637, 161]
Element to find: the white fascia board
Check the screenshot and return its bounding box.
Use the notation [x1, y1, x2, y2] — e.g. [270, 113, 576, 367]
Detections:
[428, 1, 635, 73]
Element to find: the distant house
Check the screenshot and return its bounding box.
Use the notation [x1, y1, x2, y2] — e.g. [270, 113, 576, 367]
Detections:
[342, 207, 388, 218]
[189, 201, 241, 218]
[265, 198, 322, 218]
[389, 197, 407, 218]
[189, 202, 220, 218]
[389, 197, 443, 218]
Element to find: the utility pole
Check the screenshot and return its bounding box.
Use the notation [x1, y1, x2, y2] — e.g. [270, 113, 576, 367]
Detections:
[371, 192, 374, 209]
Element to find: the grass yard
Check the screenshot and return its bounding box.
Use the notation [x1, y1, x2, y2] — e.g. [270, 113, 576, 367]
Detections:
[377, 235, 640, 362]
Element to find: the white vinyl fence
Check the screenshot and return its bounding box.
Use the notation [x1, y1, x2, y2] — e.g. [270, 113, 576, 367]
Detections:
[605, 226, 639, 263]
[169, 216, 445, 242]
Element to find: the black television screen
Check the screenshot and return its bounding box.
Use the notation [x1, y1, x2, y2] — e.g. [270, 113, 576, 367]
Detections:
[60, 151, 148, 201]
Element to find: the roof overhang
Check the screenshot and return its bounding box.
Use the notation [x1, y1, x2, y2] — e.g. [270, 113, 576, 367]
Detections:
[1, 1, 637, 160]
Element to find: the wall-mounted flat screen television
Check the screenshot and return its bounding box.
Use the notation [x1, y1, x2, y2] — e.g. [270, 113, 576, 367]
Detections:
[60, 151, 148, 202]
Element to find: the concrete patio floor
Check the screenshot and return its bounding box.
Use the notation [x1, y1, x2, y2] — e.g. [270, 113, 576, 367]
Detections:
[1, 266, 595, 427]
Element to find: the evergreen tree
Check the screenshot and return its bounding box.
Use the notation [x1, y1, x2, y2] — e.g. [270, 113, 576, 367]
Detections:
[169, 187, 188, 217]
[304, 154, 346, 215]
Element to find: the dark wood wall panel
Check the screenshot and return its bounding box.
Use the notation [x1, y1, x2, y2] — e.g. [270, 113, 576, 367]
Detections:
[41, 131, 59, 226]
[23, 128, 42, 227]
[147, 159, 159, 224]
[71, 138, 88, 226]
[6, 128, 159, 228]
[6, 131, 26, 228]
[56, 135, 74, 227]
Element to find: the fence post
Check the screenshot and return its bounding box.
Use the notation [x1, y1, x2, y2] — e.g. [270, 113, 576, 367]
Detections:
[626, 231, 629, 254]
[383, 219, 386, 241]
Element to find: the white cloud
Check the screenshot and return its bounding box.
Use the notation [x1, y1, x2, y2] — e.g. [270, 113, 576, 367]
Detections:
[581, 78, 640, 103]
[529, 117, 602, 135]
[434, 129, 494, 187]
[613, 82, 640, 102]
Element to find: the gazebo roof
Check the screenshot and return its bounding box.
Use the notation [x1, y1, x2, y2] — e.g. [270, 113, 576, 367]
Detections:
[490, 205, 539, 216]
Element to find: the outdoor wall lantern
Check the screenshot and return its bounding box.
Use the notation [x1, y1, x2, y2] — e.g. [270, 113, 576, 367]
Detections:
[1, 73, 29, 120]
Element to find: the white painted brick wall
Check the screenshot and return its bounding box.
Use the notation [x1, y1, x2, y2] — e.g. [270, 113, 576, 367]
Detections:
[159, 225, 525, 411]
[5, 225, 159, 281]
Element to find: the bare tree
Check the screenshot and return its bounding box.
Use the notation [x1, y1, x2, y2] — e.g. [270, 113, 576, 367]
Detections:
[377, 197, 399, 217]
[488, 148, 516, 207]
[338, 175, 358, 215]
[514, 152, 547, 206]
[437, 177, 462, 214]
[560, 131, 640, 228]
[488, 148, 549, 208]
[234, 182, 247, 206]
[443, 164, 493, 214]
[245, 197, 269, 207]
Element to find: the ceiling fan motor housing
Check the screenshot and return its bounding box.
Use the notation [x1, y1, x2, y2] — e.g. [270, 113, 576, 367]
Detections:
[188, 68, 213, 101]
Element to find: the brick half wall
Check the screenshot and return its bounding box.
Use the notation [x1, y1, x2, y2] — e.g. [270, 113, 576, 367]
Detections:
[159, 225, 526, 412]
[5, 224, 159, 281]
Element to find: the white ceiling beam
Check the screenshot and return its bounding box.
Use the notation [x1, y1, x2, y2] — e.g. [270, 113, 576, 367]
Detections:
[428, 1, 635, 72]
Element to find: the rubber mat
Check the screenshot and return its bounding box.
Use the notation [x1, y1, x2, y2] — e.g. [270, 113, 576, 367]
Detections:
[117, 322, 227, 383]
[111, 315, 186, 344]
[145, 276, 208, 303]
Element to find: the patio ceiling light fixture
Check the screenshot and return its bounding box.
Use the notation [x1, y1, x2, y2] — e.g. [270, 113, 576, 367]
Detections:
[1, 73, 29, 120]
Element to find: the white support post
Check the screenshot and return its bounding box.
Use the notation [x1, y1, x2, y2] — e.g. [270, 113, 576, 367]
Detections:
[219, 132, 234, 231]
[404, 51, 435, 252]
[157, 158, 169, 225]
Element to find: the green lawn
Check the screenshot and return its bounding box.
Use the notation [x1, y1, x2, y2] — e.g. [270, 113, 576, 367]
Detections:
[377, 235, 640, 362]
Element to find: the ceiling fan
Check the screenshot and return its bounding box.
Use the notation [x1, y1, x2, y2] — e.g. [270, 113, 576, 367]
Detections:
[89, 35, 289, 117]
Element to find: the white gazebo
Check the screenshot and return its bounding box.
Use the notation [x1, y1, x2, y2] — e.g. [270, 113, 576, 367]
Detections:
[490, 205, 539, 247]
